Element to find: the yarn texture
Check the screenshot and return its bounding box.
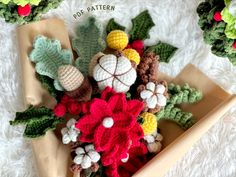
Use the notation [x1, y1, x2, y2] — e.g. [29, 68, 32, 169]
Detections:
[106, 18, 125, 34]
[61, 118, 80, 144]
[122, 48, 140, 65]
[139, 112, 158, 135]
[106, 30, 128, 50]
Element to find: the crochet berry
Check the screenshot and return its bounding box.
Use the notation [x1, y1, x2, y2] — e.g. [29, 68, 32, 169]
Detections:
[53, 103, 67, 117]
[131, 40, 144, 50]
[17, 4, 31, 17]
[106, 30, 129, 50]
[122, 48, 141, 65]
[68, 102, 81, 115]
[213, 11, 222, 22]
[233, 42, 236, 49]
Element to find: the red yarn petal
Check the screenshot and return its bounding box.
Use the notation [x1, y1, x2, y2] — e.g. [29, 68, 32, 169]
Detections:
[101, 145, 119, 166]
[94, 125, 113, 152]
[129, 123, 144, 147]
[79, 132, 94, 142]
[75, 114, 100, 134]
[101, 86, 116, 101]
[90, 98, 113, 118]
[113, 112, 135, 130]
[126, 99, 144, 117]
[108, 93, 127, 113]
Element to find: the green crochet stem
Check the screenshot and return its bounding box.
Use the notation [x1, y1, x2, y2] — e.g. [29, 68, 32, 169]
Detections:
[10, 106, 63, 138]
[156, 83, 203, 129]
[168, 83, 203, 104]
[0, 0, 63, 24]
[197, 0, 236, 65]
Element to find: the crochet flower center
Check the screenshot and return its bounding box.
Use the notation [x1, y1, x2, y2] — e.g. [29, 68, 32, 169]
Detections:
[102, 117, 114, 128]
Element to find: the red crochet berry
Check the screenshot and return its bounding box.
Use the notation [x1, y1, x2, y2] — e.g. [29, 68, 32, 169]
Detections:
[68, 102, 81, 115]
[125, 44, 132, 49]
[136, 48, 143, 56]
[17, 4, 31, 17]
[233, 42, 236, 49]
[131, 40, 144, 50]
[213, 11, 222, 22]
[53, 103, 66, 117]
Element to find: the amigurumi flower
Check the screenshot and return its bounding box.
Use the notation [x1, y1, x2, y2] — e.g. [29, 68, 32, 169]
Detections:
[139, 81, 168, 113]
[93, 54, 137, 93]
[73, 144, 101, 169]
[61, 118, 80, 144]
[144, 131, 163, 153]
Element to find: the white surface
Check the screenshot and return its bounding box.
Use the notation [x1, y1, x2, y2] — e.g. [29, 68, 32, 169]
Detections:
[0, 0, 236, 177]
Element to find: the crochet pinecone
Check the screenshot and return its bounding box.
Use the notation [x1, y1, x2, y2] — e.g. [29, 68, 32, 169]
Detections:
[136, 52, 159, 85]
[58, 65, 92, 101]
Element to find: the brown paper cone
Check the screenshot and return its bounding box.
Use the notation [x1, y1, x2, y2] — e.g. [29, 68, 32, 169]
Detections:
[16, 19, 236, 177]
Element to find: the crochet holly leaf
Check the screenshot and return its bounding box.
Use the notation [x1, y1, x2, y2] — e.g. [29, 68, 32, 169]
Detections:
[10, 106, 63, 138]
[30, 36, 73, 90]
[73, 17, 106, 75]
[13, 0, 41, 6]
[129, 10, 155, 41]
[106, 18, 125, 34]
[0, 0, 10, 4]
[146, 42, 178, 63]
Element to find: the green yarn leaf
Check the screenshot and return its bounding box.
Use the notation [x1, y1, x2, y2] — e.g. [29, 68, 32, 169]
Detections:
[0, 0, 10, 4]
[10, 106, 62, 138]
[0, 0, 63, 24]
[129, 10, 155, 41]
[73, 17, 106, 75]
[106, 18, 125, 34]
[146, 42, 178, 63]
[13, 0, 41, 6]
[30, 36, 73, 91]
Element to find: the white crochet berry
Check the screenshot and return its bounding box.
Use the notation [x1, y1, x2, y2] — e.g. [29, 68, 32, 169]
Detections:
[61, 118, 80, 144]
[93, 54, 137, 93]
[73, 144, 101, 169]
[140, 82, 167, 109]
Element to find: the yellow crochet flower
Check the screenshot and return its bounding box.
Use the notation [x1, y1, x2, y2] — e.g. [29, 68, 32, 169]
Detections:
[107, 30, 128, 50]
[139, 112, 157, 135]
[123, 49, 140, 65]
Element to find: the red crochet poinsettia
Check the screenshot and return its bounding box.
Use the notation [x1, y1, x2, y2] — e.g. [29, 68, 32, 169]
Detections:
[75, 87, 144, 166]
[106, 142, 148, 177]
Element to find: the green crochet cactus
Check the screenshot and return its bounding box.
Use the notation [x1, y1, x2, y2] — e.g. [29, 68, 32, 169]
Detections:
[197, 0, 236, 65]
[106, 18, 125, 34]
[156, 83, 203, 129]
[30, 35, 73, 91]
[146, 42, 178, 63]
[73, 17, 106, 75]
[0, 0, 63, 24]
[10, 106, 62, 138]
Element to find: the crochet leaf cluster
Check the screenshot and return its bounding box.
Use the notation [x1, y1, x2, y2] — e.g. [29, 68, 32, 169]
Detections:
[73, 17, 106, 75]
[197, 0, 236, 65]
[10, 106, 62, 138]
[30, 36, 73, 91]
[129, 10, 155, 41]
[106, 18, 125, 34]
[156, 83, 203, 129]
[146, 42, 178, 63]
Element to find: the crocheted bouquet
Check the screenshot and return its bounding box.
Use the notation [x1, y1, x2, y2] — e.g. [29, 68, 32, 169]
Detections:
[0, 0, 63, 24]
[197, 0, 236, 65]
[10, 10, 203, 177]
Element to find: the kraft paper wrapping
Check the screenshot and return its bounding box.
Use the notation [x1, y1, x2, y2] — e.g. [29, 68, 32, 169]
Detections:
[16, 19, 236, 177]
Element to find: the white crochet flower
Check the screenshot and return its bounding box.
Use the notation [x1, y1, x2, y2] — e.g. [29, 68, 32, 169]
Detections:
[61, 118, 80, 144]
[73, 144, 101, 169]
[140, 82, 167, 109]
[144, 131, 163, 153]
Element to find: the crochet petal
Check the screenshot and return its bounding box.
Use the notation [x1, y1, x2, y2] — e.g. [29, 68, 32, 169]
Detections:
[81, 155, 92, 169]
[146, 95, 157, 109]
[126, 100, 144, 117]
[94, 125, 113, 152]
[113, 112, 135, 130]
[101, 86, 116, 101]
[140, 90, 153, 99]
[87, 151, 101, 163]
[156, 93, 167, 106]
[146, 82, 155, 92]
[79, 132, 94, 142]
[76, 147, 85, 155]
[129, 123, 144, 147]
[75, 114, 99, 134]
[156, 84, 166, 94]
[108, 93, 127, 113]
[101, 145, 119, 166]
[90, 98, 113, 118]
[74, 154, 83, 165]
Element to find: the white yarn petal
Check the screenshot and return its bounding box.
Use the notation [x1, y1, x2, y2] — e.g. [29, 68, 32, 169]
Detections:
[140, 90, 153, 99]
[67, 118, 76, 128]
[146, 95, 157, 109]
[156, 94, 167, 106]
[99, 54, 117, 74]
[62, 134, 71, 144]
[61, 127, 68, 135]
[75, 147, 85, 155]
[73, 154, 84, 165]
[156, 84, 166, 94]
[146, 82, 155, 92]
[115, 56, 132, 75]
[85, 144, 95, 152]
[81, 155, 92, 169]
[69, 131, 78, 142]
[87, 151, 101, 163]
[144, 135, 155, 143]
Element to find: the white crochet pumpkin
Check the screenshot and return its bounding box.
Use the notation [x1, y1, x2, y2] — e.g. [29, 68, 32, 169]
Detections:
[93, 54, 137, 92]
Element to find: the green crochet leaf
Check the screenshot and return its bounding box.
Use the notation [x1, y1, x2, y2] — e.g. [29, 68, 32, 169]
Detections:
[10, 106, 63, 138]
[73, 17, 106, 75]
[146, 42, 178, 63]
[156, 104, 195, 130]
[129, 10, 155, 41]
[0, 0, 63, 24]
[168, 83, 203, 104]
[13, 0, 41, 6]
[0, 0, 10, 4]
[106, 18, 125, 34]
[30, 36, 73, 90]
